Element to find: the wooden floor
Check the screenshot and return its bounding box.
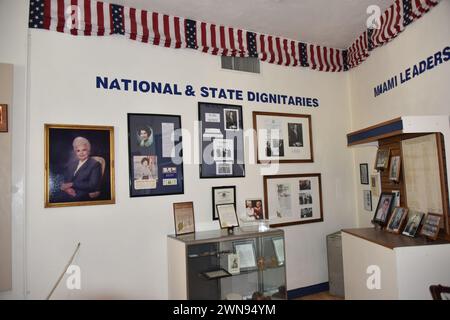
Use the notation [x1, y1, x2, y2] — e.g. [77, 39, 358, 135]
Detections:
[296, 291, 344, 300]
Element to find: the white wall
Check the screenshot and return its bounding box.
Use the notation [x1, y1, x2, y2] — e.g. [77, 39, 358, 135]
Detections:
[25, 27, 356, 298]
[0, 0, 29, 300]
[349, 1, 450, 227]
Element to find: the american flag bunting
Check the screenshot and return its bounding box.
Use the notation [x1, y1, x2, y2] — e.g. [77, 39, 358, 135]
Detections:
[29, 0, 441, 72]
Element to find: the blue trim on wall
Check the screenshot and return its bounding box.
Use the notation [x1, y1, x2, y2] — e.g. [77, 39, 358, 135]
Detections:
[347, 119, 403, 145]
[287, 282, 330, 299]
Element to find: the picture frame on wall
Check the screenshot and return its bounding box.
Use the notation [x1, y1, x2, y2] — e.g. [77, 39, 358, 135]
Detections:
[0, 104, 8, 132]
[360, 163, 369, 184]
[374, 148, 390, 170]
[372, 192, 395, 226]
[419, 213, 442, 240]
[173, 201, 195, 236]
[389, 156, 401, 181]
[363, 190, 372, 211]
[370, 173, 380, 197]
[263, 173, 323, 227]
[198, 102, 245, 178]
[253, 112, 313, 163]
[127, 113, 184, 197]
[212, 186, 236, 220]
[386, 207, 408, 234]
[44, 124, 115, 208]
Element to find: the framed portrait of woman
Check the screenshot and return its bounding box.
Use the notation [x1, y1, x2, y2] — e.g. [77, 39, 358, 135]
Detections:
[44, 124, 115, 208]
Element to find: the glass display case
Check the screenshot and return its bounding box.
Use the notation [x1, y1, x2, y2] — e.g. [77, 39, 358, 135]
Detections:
[167, 227, 286, 300]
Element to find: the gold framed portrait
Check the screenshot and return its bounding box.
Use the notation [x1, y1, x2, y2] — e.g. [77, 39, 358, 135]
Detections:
[44, 124, 115, 208]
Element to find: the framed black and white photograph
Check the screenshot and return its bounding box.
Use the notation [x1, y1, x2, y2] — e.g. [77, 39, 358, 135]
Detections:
[217, 203, 239, 229]
[389, 156, 401, 181]
[263, 173, 323, 227]
[212, 186, 236, 220]
[253, 112, 313, 163]
[360, 163, 369, 184]
[373, 192, 395, 226]
[44, 124, 115, 208]
[402, 211, 425, 237]
[127, 113, 184, 197]
[224, 108, 239, 131]
[363, 190, 372, 211]
[374, 148, 390, 170]
[199, 102, 245, 178]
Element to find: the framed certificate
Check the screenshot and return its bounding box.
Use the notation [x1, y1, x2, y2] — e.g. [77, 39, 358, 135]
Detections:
[212, 186, 236, 220]
[216, 203, 239, 229]
[233, 240, 257, 271]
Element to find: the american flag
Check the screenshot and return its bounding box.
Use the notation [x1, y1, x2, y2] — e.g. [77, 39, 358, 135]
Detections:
[29, 0, 440, 72]
[347, 0, 439, 68]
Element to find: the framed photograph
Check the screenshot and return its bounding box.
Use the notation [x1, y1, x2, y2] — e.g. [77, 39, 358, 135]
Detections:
[386, 207, 408, 234]
[370, 173, 380, 197]
[212, 186, 236, 220]
[233, 239, 257, 271]
[44, 124, 115, 208]
[363, 190, 372, 211]
[217, 203, 239, 229]
[402, 211, 425, 237]
[392, 190, 400, 207]
[199, 102, 245, 178]
[0, 104, 8, 132]
[173, 202, 195, 235]
[374, 148, 390, 170]
[253, 112, 313, 163]
[419, 213, 442, 240]
[263, 173, 323, 227]
[372, 192, 395, 226]
[389, 156, 401, 181]
[227, 253, 240, 275]
[127, 113, 184, 197]
[244, 199, 264, 220]
[360, 163, 369, 184]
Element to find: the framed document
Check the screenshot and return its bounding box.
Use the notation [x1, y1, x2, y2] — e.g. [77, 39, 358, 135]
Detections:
[272, 237, 285, 266]
[128, 113, 184, 197]
[263, 173, 323, 227]
[253, 112, 313, 163]
[199, 102, 245, 178]
[216, 203, 239, 228]
[212, 186, 236, 220]
[233, 240, 257, 271]
[173, 202, 195, 235]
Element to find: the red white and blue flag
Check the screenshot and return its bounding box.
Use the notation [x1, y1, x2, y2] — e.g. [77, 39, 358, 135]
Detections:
[29, 0, 440, 72]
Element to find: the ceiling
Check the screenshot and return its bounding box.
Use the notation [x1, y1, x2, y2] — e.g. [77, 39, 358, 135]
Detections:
[110, 0, 394, 49]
